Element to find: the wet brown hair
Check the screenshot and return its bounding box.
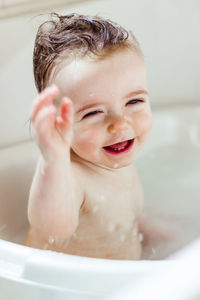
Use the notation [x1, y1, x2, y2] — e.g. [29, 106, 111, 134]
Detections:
[33, 13, 142, 92]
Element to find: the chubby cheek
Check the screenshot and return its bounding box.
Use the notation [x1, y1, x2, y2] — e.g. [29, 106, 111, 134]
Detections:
[135, 111, 152, 145]
[71, 126, 103, 160]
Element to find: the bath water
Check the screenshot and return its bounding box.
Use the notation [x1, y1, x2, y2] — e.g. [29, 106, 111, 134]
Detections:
[135, 142, 200, 259]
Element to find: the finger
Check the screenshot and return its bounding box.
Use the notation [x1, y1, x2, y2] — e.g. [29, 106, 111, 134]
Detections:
[55, 98, 73, 142]
[33, 105, 57, 142]
[60, 97, 73, 123]
[55, 97, 73, 131]
[31, 85, 59, 123]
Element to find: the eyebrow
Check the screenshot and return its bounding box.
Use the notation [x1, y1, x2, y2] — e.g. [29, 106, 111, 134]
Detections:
[125, 89, 149, 98]
[76, 89, 149, 114]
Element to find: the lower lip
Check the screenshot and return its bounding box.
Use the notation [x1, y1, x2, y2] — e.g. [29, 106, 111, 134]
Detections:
[103, 139, 135, 155]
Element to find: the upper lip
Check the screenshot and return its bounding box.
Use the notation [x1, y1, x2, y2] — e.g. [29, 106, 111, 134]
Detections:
[103, 138, 134, 148]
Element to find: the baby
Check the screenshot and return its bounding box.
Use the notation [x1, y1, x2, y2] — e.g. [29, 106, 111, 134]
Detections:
[25, 13, 152, 260]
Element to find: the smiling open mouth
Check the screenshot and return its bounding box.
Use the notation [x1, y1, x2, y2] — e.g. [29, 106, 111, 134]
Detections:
[103, 139, 134, 154]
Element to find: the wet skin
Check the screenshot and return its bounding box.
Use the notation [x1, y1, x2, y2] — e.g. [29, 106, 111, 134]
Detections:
[26, 49, 152, 259]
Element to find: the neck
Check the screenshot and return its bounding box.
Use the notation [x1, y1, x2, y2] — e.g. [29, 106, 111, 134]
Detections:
[70, 150, 130, 174]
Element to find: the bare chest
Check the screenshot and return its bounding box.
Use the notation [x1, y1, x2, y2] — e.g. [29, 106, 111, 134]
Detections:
[66, 170, 143, 259]
[77, 172, 143, 242]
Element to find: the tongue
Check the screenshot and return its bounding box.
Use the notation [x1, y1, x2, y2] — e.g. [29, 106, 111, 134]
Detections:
[107, 140, 128, 150]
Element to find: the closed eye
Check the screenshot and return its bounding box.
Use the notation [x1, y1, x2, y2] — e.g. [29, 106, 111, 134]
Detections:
[82, 110, 102, 119]
[126, 99, 144, 105]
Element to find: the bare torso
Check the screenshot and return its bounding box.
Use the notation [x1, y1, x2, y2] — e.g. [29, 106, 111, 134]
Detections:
[26, 159, 144, 260]
[64, 159, 144, 260]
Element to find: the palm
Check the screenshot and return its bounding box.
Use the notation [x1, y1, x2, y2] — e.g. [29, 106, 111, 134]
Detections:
[31, 85, 73, 162]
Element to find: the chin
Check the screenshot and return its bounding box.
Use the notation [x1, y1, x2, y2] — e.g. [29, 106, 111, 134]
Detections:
[105, 158, 134, 169]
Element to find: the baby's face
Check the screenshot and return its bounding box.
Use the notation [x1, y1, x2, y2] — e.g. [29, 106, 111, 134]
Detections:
[53, 49, 152, 168]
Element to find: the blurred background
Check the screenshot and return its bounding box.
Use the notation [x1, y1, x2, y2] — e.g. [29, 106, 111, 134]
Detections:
[0, 0, 200, 147]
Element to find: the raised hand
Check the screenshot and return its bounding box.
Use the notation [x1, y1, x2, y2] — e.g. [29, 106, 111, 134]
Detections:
[31, 85, 73, 163]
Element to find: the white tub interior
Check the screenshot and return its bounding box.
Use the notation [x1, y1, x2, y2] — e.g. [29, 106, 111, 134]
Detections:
[108, 239, 200, 300]
[135, 104, 200, 259]
[0, 104, 200, 299]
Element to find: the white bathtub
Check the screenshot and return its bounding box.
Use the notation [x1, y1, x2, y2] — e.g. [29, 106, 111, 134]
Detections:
[0, 104, 200, 299]
[107, 238, 200, 300]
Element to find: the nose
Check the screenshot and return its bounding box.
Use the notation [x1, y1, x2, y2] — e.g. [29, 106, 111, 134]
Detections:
[107, 115, 130, 134]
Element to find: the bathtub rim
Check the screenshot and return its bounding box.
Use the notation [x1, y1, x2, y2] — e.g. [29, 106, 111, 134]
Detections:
[0, 238, 174, 296]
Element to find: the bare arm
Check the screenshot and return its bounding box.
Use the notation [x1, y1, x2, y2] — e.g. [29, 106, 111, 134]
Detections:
[27, 85, 83, 249]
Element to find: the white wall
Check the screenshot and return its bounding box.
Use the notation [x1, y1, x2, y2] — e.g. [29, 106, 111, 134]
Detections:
[0, 0, 200, 147]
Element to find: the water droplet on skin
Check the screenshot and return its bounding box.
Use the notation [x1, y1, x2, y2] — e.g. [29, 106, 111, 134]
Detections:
[138, 233, 144, 242]
[48, 235, 55, 244]
[113, 163, 119, 168]
[97, 194, 105, 203]
[93, 205, 98, 213]
[108, 223, 115, 233]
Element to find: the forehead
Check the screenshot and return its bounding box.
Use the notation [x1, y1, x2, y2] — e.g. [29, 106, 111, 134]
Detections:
[53, 50, 146, 102]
